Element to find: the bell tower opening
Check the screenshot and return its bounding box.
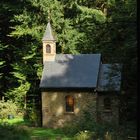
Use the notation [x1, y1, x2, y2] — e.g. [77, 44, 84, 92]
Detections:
[46, 44, 51, 53]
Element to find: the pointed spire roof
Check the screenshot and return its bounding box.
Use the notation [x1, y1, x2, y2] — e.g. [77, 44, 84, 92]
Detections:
[42, 22, 55, 41]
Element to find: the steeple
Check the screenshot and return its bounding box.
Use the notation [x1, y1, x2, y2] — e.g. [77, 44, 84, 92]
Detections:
[42, 20, 56, 63]
[42, 22, 55, 41]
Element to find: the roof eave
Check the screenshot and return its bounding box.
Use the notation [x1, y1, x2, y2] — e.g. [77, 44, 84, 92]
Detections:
[40, 86, 96, 92]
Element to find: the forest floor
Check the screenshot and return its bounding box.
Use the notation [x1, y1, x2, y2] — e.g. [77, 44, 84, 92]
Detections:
[0, 118, 73, 140]
[0, 117, 137, 140]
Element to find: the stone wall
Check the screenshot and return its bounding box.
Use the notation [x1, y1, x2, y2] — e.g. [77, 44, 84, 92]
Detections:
[96, 94, 119, 125]
[42, 91, 97, 128]
[42, 91, 119, 128]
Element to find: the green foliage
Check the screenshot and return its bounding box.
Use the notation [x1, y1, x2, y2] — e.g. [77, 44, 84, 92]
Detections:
[62, 102, 130, 139]
[0, 43, 8, 95]
[0, 44, 6, 67]
[77, 5, 106, 23]
[74, 130, 94, 140]
[0, 125, 30, 140]
[5, 63, 31, 107]
[0, 98, 18, 120]
[6, 82, 30, 106]
[24, 107, 39, 126]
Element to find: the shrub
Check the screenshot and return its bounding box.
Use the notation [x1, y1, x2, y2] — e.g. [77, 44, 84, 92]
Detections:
[104, 131, 112, 140]
[0, 98, 18, 120]
[24, 105, 41, 127]
[74, 130, 97, 140]
[62, 102, 118, 139]
[0, 125, 30, 140]
[62, 102, 137, 140]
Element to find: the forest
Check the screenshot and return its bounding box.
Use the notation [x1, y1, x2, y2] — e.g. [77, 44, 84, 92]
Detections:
[0, 0, 137, 139]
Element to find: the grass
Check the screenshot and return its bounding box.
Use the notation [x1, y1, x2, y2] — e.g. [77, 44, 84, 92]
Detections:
[1, 117, 136, 140]
[30, 127, 73, 140]
[0, 117, 32, 126]
[0, 117, 73, 140]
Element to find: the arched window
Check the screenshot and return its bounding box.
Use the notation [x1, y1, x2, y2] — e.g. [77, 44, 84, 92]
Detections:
[46, 44, 51, 53]
[65, 95, 74, 112]
[104, 97, 111, 110]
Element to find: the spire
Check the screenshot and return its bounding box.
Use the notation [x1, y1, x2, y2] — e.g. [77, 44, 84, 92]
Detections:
[42, 10, 55, 41]
[42, 22, 55, 41]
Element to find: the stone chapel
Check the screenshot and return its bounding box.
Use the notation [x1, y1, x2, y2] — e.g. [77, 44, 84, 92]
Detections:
[39, 21, 121, 128]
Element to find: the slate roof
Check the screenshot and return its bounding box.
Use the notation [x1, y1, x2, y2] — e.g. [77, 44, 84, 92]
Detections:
[97, 64, 122, 92]
[40, 54, 101, 89]
[42, 22, 55, 41]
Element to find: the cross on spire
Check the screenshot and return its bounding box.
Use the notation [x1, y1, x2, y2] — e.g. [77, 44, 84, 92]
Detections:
[48, 9, 51, 22]
[42, 10, 55, 41]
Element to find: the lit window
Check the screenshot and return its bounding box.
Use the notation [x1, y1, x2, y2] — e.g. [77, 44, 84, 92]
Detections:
[104, 97, 111, 110]
[46, 44, 51, 53]
[65, 95, 74, 112]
